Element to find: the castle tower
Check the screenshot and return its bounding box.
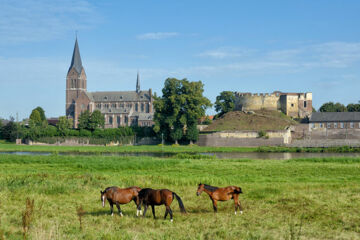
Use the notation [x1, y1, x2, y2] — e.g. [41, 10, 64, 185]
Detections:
[66, 38, 87, 120]
[136, 71, 140, 93]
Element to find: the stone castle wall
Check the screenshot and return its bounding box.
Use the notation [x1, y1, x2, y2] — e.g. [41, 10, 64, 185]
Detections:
[234, 92, 312, 118]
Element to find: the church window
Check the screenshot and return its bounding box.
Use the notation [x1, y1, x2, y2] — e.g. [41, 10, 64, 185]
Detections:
[141, 103, 144, 112]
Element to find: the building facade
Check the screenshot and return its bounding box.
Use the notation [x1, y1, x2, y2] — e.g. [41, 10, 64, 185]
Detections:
[309, 112, 360, 130]
[234, 91, 312, 118]
[66, 39, 154, 128]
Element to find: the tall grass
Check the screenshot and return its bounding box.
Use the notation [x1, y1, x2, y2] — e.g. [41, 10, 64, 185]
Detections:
[0, 154, 359, 239]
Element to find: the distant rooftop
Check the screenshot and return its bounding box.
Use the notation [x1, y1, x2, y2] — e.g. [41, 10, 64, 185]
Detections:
[310, 112, 360, 122]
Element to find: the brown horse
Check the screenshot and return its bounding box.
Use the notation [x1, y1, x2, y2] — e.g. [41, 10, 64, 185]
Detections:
[196, 183, 243, 215]
[137, 188, 186, 222]
[100, 186, 142, 216]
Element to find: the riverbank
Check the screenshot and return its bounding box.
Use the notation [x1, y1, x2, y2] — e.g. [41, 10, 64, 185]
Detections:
[1, 142, 360, 154]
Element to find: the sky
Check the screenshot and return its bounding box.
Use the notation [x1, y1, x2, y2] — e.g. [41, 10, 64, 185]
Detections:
[0, 0, 360, 120]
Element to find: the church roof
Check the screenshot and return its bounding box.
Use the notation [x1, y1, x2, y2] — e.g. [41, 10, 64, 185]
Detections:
[68, 38, 83, 74]
[87, 90, 151, 102]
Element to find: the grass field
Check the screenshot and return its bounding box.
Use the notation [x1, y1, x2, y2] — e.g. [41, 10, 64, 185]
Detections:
[0, 154, 359, 239]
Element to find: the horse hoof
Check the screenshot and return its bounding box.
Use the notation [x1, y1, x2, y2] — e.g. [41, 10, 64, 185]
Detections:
[235, 211, 237, 215]
[111, 213, 114, 216]
[170, 219, 173, 222]
[240, 211, 243, 214]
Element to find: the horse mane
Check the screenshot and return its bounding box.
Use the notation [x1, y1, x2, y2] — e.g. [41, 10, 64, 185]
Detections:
[104, 186, 117, 192]
[203, 184, 218, 192]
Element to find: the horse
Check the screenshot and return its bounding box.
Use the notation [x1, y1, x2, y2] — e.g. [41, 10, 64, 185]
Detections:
[196, 183, 243, 215]
[100, 186, 142, 216]
[137, 188, 186, 222]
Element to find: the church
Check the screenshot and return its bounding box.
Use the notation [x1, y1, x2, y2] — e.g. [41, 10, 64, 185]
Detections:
[66, 39, 154, 128]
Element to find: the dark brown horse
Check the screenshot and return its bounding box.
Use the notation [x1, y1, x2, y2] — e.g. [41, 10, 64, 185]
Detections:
[137, 188, 186, 222]
[196, 183, 243, 214]
[100, 186, 142, 216]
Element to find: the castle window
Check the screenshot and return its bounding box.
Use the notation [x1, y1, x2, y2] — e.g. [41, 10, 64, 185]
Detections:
[125, 116, 128, 124]
[340, 122, 344, 129]
[81, 104, 85, 109]
[327, 123, 331, 128]
[350, 122, 354, 128]
[109, 116, 113, 124]
[334, 123, 338, 128]
[120, 96, 123, 99]
[146, 104, 149, 113]
[117, 116, 121, 124]
[135, 103, 138, 112]
[304, 101, 307, 108]
[111, 103, 116, 108]
[291, 104, 294, 107]
[104, 96, 108, 100]
[141, 103, 144, 112]
[120, 103, 124, 108]
[319, 123, 323, 128]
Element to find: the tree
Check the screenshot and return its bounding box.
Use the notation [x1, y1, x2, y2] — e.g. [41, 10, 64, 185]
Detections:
[34, 106, 46, 121]
[347, 103, 360, 112]
[153, 78, 211, 144]
[2, 118, 18, 142]
[78, 110, 91, 130]
[319, 102, 347, 112]
[186, 124, 198, 144]
[29, 109, 42, 126]
[57, 116, 73, 136]
[0, 119, 3, 139]
[214, 91, 236, 117]
[88, 110, 105, 130]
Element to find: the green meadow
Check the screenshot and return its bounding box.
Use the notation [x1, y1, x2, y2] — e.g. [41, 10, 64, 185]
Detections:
[0, 153, 359, 239]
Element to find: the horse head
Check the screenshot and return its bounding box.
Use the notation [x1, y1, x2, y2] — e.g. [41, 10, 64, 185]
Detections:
[196, 183, 204, 196]
[100, 190, 106, 207]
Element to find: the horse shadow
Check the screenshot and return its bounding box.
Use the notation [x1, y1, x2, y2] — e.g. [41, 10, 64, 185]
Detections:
[85, 209, 139, 218]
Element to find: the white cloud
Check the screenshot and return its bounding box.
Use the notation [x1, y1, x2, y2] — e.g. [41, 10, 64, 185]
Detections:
[136, 32, 179, 40]
[0, 0, 98, 44]
[197, 47, 257, 59]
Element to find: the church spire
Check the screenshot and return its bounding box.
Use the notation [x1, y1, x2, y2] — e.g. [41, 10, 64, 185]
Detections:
[136, 71, 140, 93]
[68, 37, 83, 74]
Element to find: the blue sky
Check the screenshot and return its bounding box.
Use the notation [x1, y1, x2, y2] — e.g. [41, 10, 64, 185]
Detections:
[1, 0, 360, 119]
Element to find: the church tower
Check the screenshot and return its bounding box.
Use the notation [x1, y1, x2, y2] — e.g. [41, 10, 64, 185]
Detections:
[136, 71, 140, 93]
[66, 38, 87, 120]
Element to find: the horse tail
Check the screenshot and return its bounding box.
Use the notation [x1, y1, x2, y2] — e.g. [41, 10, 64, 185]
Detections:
[234, 186, 243, 194]
[172, 192, 187, 213]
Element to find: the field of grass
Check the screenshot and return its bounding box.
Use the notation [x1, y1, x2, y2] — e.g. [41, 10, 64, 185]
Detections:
[0, 154, 359, 239]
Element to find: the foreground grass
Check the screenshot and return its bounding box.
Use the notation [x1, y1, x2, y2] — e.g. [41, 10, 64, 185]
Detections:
[0, 155, 359, 239]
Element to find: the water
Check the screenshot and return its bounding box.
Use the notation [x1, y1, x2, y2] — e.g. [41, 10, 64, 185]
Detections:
[1, 151, 360, 159]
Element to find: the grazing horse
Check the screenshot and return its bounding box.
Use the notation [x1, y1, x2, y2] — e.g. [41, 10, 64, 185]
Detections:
[196, 183, 243, 215]
[100, 186, 142, 216]
[137, 188, 186, 222]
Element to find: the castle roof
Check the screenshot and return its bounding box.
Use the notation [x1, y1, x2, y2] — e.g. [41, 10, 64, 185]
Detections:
[87, 90, 151, 102]
[68, 38, 83, 74]
[310, 112, 360, 122]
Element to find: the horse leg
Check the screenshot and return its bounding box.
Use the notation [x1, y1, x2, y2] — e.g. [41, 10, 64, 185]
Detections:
[116, 203, 123, 217]
[233, 194, 239, 215]
[134, 198, 142, 216]
[142, 204, 148, 218]
[110, 203, 114, 216]
[164, 206, 169, 219]
[238, 198, 243, 214]
[151, 205, 156, 219]
[169, 206, 173, 222]
[212, 199, 218, 213]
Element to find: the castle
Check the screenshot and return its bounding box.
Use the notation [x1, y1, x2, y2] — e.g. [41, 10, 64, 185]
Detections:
[66, 39, 154, 128]
[234, 91, 312, 118]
